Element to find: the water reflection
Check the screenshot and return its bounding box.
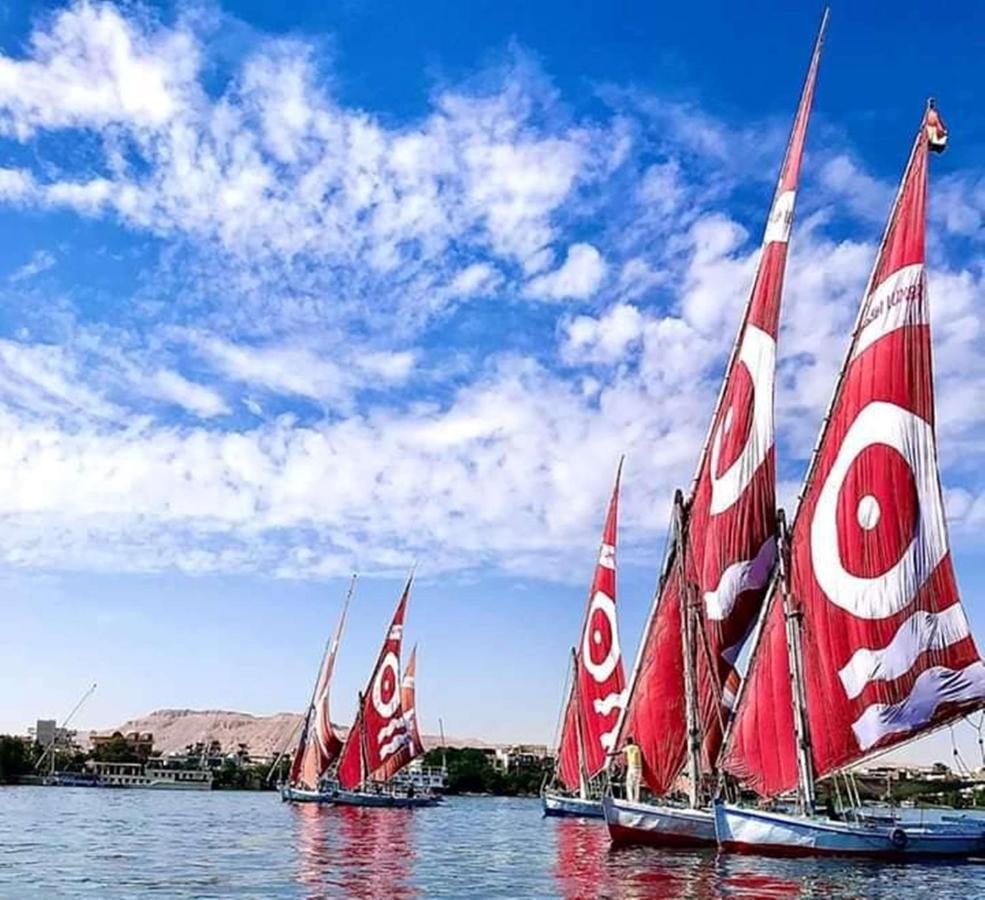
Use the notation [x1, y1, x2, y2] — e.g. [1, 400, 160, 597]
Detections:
[552, 817, 718, 899]
[292, 803, 417, 898]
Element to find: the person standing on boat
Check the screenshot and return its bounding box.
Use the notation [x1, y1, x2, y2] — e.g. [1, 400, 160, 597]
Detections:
[623, 736, 642, 803]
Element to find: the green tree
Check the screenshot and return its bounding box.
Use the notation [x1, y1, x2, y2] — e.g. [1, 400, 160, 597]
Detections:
[0, 736, 33, 783]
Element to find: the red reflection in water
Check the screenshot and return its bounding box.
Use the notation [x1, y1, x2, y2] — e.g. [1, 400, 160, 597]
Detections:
[292, 804, 417, 899]
[716, 857, 808, 899]
[553, 818, 722, 899]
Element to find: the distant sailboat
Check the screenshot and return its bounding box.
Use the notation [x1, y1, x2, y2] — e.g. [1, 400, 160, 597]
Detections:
[282, 575, 355, 803]
[332, 574, 438, 808]
[543, 460, 627, 819]
[716, 102, 985, 859]
[603, 11, 827, 847]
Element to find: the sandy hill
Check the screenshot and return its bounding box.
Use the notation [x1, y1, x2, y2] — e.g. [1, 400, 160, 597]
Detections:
[94, 709, 495, 757]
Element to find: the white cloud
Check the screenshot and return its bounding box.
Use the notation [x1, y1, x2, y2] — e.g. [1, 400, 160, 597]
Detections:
[0, 2, 978, 582]
[562, 304, 643, 364]
[0, 2, 198, 138]
[524, 243, 606, 301]
[448, 263, 501, 297]
[9, 250, 55, 283]
[147, 370, 229, 419]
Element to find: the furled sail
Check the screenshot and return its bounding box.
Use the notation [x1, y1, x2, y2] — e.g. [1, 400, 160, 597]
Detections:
[289, 578, 353, 789]
[723, 105, 985, 796]
[557, 462, 627, 792]
[375, 645, 425, 781]
[615, 15, 826, 797]
[337, 577, 413, 789]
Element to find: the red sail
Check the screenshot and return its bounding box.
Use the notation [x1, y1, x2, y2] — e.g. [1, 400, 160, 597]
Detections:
[719, 587, 798, 796]
[724, 110, 985, 795]
[375, 646, 425, 781]
[616, 16, 825, 796]
[337, 578, 412, 789]
[791, 119, 985, 776]
[557, 463, 627, 791]
[289, 593, 349, 789]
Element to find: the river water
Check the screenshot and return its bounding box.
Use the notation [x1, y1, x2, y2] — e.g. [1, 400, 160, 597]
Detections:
[1, 787, 982, 897]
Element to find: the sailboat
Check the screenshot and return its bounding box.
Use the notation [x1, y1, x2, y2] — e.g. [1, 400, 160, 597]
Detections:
[543, 461, 627, 819]
[602, 11, 827, 847]
[715, 101, 985, 859]
[331, 574, 439, 808]
[281, 575, 355, 803]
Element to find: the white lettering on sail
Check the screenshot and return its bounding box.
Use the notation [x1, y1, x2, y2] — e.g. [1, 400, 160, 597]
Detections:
[709, 325, 775, 515]
[839, 605, 972, 700]
[703, 537, 776, 621]
[600, 727, 618, 751]
[851, 662, 985, 751]
[810, 402, 947, 620]
[852, 264, 926, 362]
[593, 688, 628, 717]
[582, 590, 621, 683]
[763, 189, 796, 244]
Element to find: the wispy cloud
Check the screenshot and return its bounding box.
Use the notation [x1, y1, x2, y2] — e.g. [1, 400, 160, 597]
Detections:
[0, 2, 979, 580]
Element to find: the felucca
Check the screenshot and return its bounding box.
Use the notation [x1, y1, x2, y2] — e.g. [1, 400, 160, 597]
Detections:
[603, 10, 828, 847]
[282, 575, 355, 803]
[716, 102, 985, 859]
[332, 574, 438, 808]
[543, 460, 627, 819]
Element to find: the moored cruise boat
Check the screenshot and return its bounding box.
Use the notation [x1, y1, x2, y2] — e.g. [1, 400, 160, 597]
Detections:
[87, 760, 212, 790]
[601, 12, 827, 849]
[716, 99, 985, 861]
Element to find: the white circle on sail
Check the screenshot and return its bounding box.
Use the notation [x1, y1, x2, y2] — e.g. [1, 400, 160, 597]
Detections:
[583, 591, 620, 683]
[810, 402, 947, 620]
[857, 495, 881, 531]
[709, 325, 776, 515]
[372, 651, 401, 718]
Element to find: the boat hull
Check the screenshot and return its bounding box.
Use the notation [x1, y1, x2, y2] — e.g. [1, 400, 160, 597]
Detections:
[542, 792, 603, 819]
[331, 789, 439, 809]
[281, 786, 333, 803]
[603, 795, 716, 848]
[715, 803, 985, 859]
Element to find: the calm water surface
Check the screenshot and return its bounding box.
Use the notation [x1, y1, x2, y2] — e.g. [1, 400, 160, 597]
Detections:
[1, 787, 983, 897]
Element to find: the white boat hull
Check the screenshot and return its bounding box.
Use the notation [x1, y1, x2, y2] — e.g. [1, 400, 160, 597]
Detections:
[281, 786, 333, 803]
[603, 795, 716, 848]
[542, 792, 603, 819]
[715, 803, 985, 859]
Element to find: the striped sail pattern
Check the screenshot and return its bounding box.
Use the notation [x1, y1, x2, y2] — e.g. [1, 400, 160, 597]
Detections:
[557, 463, 627, 791]
[376, 646, 425, 781]
[723, 115, 985, 797]
[337, 579, 412, 789]
[616, 20, 825, 797]
[289, 591, 349, 789]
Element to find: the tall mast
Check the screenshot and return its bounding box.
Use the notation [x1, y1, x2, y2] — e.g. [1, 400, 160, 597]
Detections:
[676, 491, 702, 809]
[777, 510, 815, 813]
[357, 694, 368, 789]
[571, 647, 590, 800]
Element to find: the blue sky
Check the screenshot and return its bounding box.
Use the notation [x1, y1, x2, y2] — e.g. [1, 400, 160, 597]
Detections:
[0, 1, 983, 764]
